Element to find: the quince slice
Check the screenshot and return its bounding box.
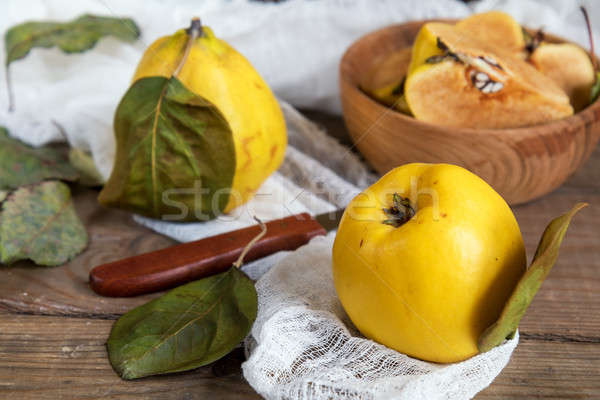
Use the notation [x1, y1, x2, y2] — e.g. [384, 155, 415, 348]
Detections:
[405, 22, 573, 128]
[362, 47, 412, 114]
[456, 11, 525, 52]
[530, 43, 595, 111]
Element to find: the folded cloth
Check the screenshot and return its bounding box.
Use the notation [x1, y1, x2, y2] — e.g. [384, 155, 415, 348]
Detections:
[242, 233, 519, 400]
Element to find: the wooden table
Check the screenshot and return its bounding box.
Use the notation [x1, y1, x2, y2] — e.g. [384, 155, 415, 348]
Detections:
[1, 111, 599, 399]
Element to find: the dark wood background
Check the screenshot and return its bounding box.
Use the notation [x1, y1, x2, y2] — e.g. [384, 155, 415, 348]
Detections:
[0, 110, 598, 399]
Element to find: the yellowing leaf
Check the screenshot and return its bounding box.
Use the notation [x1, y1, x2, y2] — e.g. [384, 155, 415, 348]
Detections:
[478, 203, 587, 352]
[98, 77, 236, 221]
[0, 180, 87, 266]
[68, 148, 105, 187]
[4, 14, 140, 65]
[107, 267, 257, 380]
[0, 127, 79, 190]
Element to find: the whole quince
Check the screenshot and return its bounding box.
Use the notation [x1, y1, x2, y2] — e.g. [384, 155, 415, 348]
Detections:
[332, 163, 526, 363]
[99, 19, 286, 220]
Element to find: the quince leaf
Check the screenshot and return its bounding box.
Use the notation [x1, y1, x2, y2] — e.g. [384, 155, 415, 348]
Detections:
[0, 127, 79, 190]
[4, 14, 140, 65]
[98, 77, 236, 221]
[68, 148, 105, 187]
[0, 180, 87, 266]
[478, 202, 587, 352]
[107, 267, 257, 379]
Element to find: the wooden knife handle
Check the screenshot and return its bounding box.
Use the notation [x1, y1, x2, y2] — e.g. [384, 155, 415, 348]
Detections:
[89, 213, 326, 297]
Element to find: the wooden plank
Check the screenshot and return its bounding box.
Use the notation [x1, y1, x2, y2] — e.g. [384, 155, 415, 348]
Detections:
[479, 338, 600, 399]
[513, 190, 600, 339]
[0, 312, 598, 399]
[0, 312, 261, 400]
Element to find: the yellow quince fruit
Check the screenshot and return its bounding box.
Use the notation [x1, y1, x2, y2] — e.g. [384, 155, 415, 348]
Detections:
[529, 43, 596, 111]
[332, 163, 526, 363]
[99, 18, 286, 220]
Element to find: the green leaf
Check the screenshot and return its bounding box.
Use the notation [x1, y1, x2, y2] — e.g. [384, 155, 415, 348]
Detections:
[68, 148, 105, 187]
[107, 267, 257, 380]
[590, 72, 600, 104]
[478, 203, 587, 352]
[4, 14, 140, 66]
[0, 180, 88, 266]
[0, 127, 79, 190]
[98, 77, 236, 221]
[0, 190, 7, 203]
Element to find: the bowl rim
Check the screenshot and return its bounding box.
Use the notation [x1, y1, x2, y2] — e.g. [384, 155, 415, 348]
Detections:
[339, 19, 600, 136]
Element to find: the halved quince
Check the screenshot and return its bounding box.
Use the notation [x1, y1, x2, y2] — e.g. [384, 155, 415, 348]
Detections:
[456, 11, 525, 53]
[362, 48, 412, 114]
[405, 22, 573, 128]
[530, 43, 595, 111]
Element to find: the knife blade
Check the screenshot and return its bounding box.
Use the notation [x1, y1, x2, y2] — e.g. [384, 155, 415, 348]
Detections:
[89, 209, 344, 297]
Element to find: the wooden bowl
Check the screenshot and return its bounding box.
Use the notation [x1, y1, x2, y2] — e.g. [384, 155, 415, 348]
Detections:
[339, 20, 600, 205]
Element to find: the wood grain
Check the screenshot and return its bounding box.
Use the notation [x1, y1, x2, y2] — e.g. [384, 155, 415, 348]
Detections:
[0, 312, 597, 399]
[0, 112, 598, 399]
[0, 187, 177, 317]
[339, 20, 600, 205]
[0, 312, 262, 400]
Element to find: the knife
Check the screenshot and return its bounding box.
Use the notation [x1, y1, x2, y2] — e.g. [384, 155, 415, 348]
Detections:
[89, 209, 344, 297]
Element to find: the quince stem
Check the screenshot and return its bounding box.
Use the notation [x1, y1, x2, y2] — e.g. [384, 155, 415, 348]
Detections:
[232, 217, 267, 269]
[174, 18, 204, 77]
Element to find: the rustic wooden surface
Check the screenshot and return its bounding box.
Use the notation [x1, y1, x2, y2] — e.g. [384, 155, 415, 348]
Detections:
[0, 111, 599, 399]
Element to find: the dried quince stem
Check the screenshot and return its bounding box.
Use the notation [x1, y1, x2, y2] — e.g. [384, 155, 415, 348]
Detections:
[233, 216, 267, 269]
[173, 17, 203, 77]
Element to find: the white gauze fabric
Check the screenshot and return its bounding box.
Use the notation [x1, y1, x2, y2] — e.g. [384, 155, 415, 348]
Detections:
[242, 234, 519, 400]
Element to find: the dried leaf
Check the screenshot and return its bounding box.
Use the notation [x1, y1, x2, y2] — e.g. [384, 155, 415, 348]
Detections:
[4, 14, 140, 111]
[107, 267, 257, 380]
[0, 127, 79, 190]
[0, 180, 87, 266]
[98, 77, 236, 221]
[4, 14, 140, 66]
[68, 148, 105, 187]
[478, 203, 587, 352]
